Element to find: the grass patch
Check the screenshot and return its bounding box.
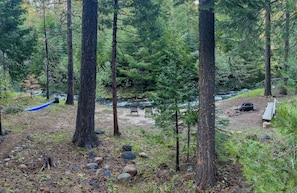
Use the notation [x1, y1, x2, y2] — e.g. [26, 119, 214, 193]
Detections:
[8, 126, 25, 133]
[229, 88, 264, 100]
[34, 131, 70, 144]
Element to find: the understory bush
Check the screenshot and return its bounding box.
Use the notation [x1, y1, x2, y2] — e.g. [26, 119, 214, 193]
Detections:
[225, 137, 297, 192]
[224, 98, 297, 193]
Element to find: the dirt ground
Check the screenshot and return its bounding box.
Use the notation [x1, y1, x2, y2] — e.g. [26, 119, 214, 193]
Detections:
[0, 96, 277, 192]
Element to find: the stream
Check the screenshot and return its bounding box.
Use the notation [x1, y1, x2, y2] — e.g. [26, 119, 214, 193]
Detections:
[95, 88, 250, 108]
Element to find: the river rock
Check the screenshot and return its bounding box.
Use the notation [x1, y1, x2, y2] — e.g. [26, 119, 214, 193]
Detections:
[18, 164, 27, 169]
[95, 129, 105, 135]
[261, 134, 271, 140]
[117, 173, 132, 182]
[26, 135, 34, 141]
[122, 144, 132, 151]
[14, 147, 22, 152]
[103, 164, 110, 170]
[86, 163, 99, 169]
[94, 157, 103, 164]
[123, 164, 137, 176]
[121, 151, 136, 160]
[70, 164, 80, 171]
[88, 179, 100, 189]
[88, 151, 97, 159]
[103, 170, 112, 178]
[139, 152, 148, 158]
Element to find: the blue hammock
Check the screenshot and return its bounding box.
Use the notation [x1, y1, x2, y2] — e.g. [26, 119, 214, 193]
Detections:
[25, 100, 55, 112]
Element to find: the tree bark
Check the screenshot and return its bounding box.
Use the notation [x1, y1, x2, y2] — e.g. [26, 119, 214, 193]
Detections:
[0, 106, 2, 135]
[72, 0, 99, 149]
[281, 4, 290, 95]
[43, 1, 50, 100]
[65, 0, 74, 105]
[264, 1, 272, 96]
[195, 0, 216, 190]
[175, 99, 180, 171]
[112, 0, 120, 136]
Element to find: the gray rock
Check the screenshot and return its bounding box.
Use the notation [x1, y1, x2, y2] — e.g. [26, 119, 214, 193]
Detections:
[117, 173, 132, 182]
[88, 179, 96, 185]
[88, 151, 97, 159]
[123, 164, 137, 176]
[95, 129, 105, 135]
[70, 164, 80, 171]
[86, 163, 99, 169]
[103, 170, 112, 178]
[0, 136, 4, 142]
[14, 147, 22, 152]
[121, 151, 136, 160]
[26, 135, 34, 141]
[261, 134, 271, 140]
[65, 171, 71, 175]
[122, 144, 132, 151]
[88, 179, 100, 189]
[103, 164, 110, 170]
[92, 183, 100, 189]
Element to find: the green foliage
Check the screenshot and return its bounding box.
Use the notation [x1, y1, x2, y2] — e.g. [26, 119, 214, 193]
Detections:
[229, 88, 264, 100]
[225, 137, 297, 192]
[273, 98, 297, 136]
[223, 97, 297, 192]
[0, 0, 37, 82]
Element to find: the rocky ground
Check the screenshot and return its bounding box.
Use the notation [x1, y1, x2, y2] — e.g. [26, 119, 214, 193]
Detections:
[0, 95, 278, 192]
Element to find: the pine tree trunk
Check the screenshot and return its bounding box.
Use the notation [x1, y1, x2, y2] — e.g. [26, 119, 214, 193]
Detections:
[175, 99, 180, 171]
[0, 106, 2, 135]
[264, 1, 272, 96]
[112, 0, 120, 136]
[43, 1, 50, 100]
[65, 0, 74, 105]
[72, 0, 99, 149]
[195, 0, 216, 190]
[281, 6, 290, 95]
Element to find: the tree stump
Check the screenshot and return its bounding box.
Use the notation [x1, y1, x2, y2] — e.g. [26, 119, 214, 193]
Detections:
[39, 155, 56, 172]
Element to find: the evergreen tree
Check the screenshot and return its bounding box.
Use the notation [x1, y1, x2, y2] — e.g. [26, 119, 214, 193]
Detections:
[264, 0, 272, 96]
[195, 0, 216, 189]
[152, 32, 197, 172]
[73, 0, 99, 149]
[0, 0, 36, 82]
[65, 0, 74, 105]
[112, 0, 120, 136]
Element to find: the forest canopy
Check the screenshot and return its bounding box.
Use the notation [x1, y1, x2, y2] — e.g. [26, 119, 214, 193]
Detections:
[0, 0, 297, 96]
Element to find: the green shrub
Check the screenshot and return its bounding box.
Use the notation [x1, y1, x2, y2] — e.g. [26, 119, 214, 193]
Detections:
[225, 138, 297, 192]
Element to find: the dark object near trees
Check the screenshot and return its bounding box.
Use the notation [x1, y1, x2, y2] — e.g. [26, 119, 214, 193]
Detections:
[238, 102, 254, 111]
[53, 97, 59, 103]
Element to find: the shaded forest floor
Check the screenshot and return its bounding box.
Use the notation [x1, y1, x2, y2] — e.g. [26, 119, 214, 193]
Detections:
[0, 95, 278, 192]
